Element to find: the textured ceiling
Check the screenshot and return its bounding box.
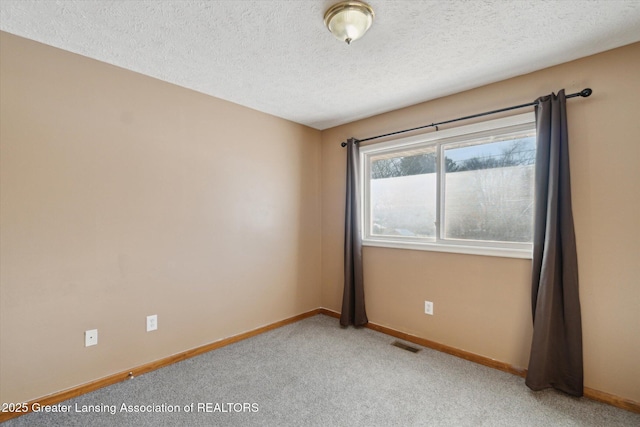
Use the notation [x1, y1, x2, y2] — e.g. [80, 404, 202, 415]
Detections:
[1, 1, 640, 130]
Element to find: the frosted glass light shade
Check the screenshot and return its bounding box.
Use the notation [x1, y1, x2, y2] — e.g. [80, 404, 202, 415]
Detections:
[324, 1, 374, 45]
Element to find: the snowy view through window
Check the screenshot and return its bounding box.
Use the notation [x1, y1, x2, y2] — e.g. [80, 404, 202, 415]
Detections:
[370, 136, 535, 243]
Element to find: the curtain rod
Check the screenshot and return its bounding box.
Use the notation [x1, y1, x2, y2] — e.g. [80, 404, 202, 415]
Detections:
[340, 88, 593, 147]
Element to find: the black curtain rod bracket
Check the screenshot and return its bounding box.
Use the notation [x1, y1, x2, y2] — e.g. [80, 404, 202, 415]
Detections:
[340, 88, 592, 147]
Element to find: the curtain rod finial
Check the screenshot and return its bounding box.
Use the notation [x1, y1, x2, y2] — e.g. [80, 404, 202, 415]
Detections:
[341, 138, 360, 147]
[580, 88, 592, 97]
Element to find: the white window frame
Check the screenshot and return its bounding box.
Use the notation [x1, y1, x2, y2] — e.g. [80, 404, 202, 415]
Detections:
[360, 112, 536, 259]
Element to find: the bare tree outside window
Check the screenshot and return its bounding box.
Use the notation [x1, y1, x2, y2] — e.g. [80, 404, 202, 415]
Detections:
[444, 138, 535, 242]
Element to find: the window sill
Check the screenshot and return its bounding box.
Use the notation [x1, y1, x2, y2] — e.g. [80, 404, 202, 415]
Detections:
[362, 238, 533, 259]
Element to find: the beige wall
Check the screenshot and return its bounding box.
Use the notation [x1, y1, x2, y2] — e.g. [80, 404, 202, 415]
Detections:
[0, 32, 322, 403]
[321, 43, 640, 401]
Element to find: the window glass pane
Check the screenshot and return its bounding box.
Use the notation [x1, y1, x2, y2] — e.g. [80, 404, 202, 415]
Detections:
[370, 148, 436, 238]
[443, 135, 535, 243]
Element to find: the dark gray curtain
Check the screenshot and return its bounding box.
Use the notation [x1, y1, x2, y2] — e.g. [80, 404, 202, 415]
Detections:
[340, 138, 368, 327]
[526, 90, 583, 396]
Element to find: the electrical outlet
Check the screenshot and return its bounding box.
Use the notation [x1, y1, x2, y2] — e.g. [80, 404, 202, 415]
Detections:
[146, 314, 158, 332]
[424, 301, 434, 315]
[85, 329, 98, 347]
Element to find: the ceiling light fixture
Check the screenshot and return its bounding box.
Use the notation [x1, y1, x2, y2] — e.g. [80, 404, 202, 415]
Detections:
[324, 1, 375, 45]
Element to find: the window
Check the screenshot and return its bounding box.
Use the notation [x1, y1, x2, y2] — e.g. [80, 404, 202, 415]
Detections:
[361, 113, 536, 258]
